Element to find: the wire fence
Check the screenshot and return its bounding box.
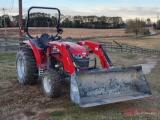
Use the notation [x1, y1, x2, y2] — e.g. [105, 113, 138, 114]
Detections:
[0, 36, 160, 55]
[0, 36, 21, 52]
[100, 41, 160, 55]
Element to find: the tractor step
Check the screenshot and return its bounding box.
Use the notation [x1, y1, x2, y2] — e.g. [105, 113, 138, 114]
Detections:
[39, 67, 44, 76]
[39, 63, 47, 76]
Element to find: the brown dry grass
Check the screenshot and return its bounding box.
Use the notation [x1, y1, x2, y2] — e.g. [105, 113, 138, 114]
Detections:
[61, 28, 128, 38]
[1, 27, 159, 50]
[0, 27, 130, 37]
[95, 34, 160, 49]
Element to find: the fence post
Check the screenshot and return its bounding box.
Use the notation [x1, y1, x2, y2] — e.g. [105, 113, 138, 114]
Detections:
[111, 42, 112, 52]
[121, 46, 122, 52]
[5, 37, 8, 51]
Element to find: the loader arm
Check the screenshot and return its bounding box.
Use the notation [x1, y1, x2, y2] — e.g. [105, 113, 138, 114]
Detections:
[47, 41, 76, 74]
[77, 41, 113, 68]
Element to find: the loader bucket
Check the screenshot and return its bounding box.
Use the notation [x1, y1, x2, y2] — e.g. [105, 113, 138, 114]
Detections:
[70, 65, 151, 107]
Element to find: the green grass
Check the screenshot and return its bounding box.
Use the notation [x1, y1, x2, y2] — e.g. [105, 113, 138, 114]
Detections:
[123, 115, 137, 120]
[0, 53, 16, 63]
[47, 103, 137, 120]
[23, 110, 36, 117]
[47, 111, 65, 120]
[0, 53, 16, 83]
[122, 53, 137, 59]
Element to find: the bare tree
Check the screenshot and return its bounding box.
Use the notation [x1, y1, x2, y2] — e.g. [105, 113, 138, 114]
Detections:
[146, 18, 152, 27]
[125, 18, 150, 36]
[157, 20, 160, 30]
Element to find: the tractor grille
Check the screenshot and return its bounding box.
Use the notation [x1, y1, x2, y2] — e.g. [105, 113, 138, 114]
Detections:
[76, 58, 89, 68]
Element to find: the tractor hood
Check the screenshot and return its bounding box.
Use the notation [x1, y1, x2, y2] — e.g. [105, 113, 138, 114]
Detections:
[48, 41, 90, 57]
[64, 42, 89, 57]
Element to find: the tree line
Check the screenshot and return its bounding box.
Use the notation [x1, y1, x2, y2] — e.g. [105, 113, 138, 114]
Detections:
[0, 12, 125, 29]
[0, 12, 160, 36]
[60, 15, 125, 29]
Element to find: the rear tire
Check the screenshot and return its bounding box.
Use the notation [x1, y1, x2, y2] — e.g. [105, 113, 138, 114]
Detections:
[42, 69, 61, 98]
[16, 47, 38, 85]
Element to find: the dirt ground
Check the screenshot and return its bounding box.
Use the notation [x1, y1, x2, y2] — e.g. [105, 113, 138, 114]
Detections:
[0, 51, 160, 119]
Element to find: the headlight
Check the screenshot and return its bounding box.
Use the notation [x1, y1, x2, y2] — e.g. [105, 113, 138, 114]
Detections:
[72, 54, 90, 59]
[72, 54, 83, 59]
[52, 46, 59, 52]
[86, 54, 90, 58]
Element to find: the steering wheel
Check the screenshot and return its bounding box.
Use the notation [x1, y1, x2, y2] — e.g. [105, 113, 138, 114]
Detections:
[51, 36, 62, 41]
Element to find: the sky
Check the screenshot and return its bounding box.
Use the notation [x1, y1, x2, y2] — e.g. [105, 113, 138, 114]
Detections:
[0, 0, 160, 22]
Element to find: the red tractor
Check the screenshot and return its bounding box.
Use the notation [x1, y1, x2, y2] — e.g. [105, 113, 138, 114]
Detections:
[16, 6, 151, 107]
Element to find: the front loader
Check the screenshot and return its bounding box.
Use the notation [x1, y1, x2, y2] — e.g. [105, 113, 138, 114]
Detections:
[16, 6, 151, 107]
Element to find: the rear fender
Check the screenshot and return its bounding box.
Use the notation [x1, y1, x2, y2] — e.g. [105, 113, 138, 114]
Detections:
[23, 40, 43, 68]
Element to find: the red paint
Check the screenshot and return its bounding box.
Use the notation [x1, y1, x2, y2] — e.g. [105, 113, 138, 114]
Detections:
[47, 41, 76, 74]
[23, 40, 43, 68]
[77, 41, 110, 68]
[23, 40, 111, 75]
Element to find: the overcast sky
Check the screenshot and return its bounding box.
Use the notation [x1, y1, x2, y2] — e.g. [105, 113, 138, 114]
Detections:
[0, 0, 160, 22]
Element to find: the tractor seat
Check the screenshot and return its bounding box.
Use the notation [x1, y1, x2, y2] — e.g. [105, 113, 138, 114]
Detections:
[40, 33, 50, 48]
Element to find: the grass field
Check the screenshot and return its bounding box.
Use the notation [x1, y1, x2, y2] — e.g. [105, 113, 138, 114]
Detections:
[0, 29, 160, 119]
[96, 35, 160, 49]
[0, 27, 131, 37]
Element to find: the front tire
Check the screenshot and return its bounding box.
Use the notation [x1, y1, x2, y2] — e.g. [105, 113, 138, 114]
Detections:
[16, 47, 38, 85]
[42, 69, 61, 98]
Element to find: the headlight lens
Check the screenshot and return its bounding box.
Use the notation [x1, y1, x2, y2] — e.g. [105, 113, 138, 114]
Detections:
[72, 54, 83, 59]
[72, 54, 90, 59]
[52, 46, 59, 52]
[86, 54, 90, 58]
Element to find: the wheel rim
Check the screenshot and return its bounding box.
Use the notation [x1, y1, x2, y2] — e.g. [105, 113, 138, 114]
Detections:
[43, 76, 51, 93]
[17, 57, 25, 80]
